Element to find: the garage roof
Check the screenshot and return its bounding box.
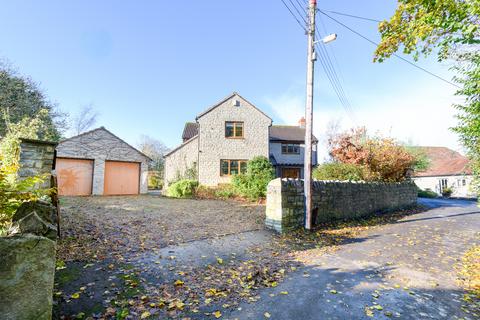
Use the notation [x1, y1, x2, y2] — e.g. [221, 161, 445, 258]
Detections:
[60, 127, 152, 161]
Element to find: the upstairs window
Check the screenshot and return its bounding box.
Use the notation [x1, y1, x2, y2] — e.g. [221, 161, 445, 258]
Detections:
[220, 159, 247, 176]
[225, 121, 244, 138]
[281, 143, 300, 154]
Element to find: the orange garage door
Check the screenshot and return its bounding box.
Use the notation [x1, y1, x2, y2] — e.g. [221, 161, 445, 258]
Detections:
[104, 161, 140, 195]
[56, 158, 94, 196]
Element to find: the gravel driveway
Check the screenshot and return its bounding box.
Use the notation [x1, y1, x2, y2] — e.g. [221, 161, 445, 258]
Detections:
[58, 195, 264, 261]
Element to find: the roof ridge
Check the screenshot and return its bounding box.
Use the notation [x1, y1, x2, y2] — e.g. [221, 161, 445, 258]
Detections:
[196, 92, 272, 121]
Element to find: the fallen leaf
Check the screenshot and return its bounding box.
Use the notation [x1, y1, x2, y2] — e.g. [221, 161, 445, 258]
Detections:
[174, 279, 184, 286]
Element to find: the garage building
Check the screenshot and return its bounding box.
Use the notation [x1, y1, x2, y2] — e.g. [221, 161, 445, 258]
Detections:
[55, 127, 151, 196]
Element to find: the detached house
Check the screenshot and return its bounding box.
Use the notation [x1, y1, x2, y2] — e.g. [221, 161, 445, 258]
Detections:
[413, 146, 476, 198]
[164, 92, 318, 186]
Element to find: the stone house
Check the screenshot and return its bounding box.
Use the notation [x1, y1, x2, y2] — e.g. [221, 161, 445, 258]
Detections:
[164, 92, 318, 186]
[55, 127, 151, 196]
[413, 146, 476, 198]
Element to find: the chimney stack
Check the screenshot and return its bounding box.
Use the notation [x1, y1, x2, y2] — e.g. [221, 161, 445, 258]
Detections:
[298, 117, 306, 128]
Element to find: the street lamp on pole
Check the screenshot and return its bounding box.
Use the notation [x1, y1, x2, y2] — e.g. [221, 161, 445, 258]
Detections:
[304, 0, 337, 230]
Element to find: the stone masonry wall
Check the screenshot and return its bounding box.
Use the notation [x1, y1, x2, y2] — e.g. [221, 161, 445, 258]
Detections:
[18, 139, 57, 188]
[164, 136, 199, 186]
[265, 178, 417, 233]
[197, 94, 271, 186]
[0, 201, 58, 320]
[56, 127, 150, 195]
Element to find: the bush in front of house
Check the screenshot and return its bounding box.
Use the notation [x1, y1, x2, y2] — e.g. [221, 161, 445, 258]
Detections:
[417, 188, 438, 198]
[441, 187, 454, 198]
[148, 173, 163, 190]
[195, 184, 237, 200]
[313, 162, 365, 181]
[166, 179, 199, 198]
[232, 156, 275, 200]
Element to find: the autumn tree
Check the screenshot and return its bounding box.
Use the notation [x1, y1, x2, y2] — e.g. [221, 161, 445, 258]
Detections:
[0, 62, 66, 140]
[375, 0, 479, 190]
[328, 127, 417, 182]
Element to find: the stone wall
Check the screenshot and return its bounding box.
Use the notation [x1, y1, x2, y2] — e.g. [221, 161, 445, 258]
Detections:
[164, 136, 199, 186]
[56, 127, 150, 194]
[18, 139, 57, 187]
[197, 93, 272, 186]
[0, 201, 58, 320]
[265, 178, 417, 233]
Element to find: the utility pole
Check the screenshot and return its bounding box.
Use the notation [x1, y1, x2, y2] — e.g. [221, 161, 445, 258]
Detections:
[304, 0, 316, 230]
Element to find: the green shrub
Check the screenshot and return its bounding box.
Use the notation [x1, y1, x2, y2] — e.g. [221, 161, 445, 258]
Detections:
[313, 162, 364, 181]
[442, 187, 454, 198]
[0, 163, 51, 233]
[194, 184, 237, 200]
[417, 188, 438, 198]
[148, 174, 163, 190]
[214, 184, 237, 199]
[166, 179, 198, 198]
[232, 156, 275, 200]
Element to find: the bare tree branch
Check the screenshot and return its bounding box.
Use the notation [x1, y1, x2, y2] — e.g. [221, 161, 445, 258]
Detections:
[73, 105, 98, 135]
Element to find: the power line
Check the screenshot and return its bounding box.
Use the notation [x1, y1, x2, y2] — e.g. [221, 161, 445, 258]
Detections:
[279, 0, 306, 32]
[320, 10, 382, 23]
[278, 0, 357, 122]
[315, 42, 357, 122]
[316, 18, 356, 120]
[294, 0, 307, 15]
[318, 10, 461, 88]
[285, 1, 356, 120]
[288, 0, 307, 25]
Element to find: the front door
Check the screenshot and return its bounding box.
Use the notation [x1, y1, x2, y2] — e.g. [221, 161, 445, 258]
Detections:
[281, 168, 300, 179]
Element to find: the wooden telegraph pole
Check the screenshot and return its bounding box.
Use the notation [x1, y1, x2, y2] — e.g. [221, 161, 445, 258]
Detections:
[304, 0, 316, 230]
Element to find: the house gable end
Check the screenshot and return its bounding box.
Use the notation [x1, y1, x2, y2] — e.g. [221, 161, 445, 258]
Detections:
[196, 92, 272, 123]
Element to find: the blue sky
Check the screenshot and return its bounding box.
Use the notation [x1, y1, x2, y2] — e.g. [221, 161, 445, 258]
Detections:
[0, 1, 462, 158]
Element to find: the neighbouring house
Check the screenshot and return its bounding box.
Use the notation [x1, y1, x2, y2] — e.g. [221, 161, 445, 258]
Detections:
[413, 146, 476, 198]
[164, 92, 318, 186]
[55, 127, 151, 196]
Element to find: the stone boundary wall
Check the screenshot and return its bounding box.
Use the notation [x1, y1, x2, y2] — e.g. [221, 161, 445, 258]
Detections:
[265, 178, 417, 233]
[0, 201, 58, 320]
[19, 139, 57, 188]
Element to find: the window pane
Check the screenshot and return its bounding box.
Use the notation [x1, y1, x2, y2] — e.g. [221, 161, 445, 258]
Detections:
[235, 122, 243, 137]
[293, 145, 300, 154]
[230, 160, 239, 175]
[225, 122, 234, 137]
[288, 145, 294, 153]
[240, 161, 247, 173]
[221, 160, 229, 175]
[282, 145, 287, 153]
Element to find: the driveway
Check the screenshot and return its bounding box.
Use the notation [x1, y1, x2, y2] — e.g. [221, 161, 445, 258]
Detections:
[228, 198, 480, 319]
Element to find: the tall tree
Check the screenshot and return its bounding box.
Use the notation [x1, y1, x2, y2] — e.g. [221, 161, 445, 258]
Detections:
[375, 0, 479, 191]
[0, 63, 67, 140]
[72, 104, 98, 135]
[137, 135, 169, 174]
